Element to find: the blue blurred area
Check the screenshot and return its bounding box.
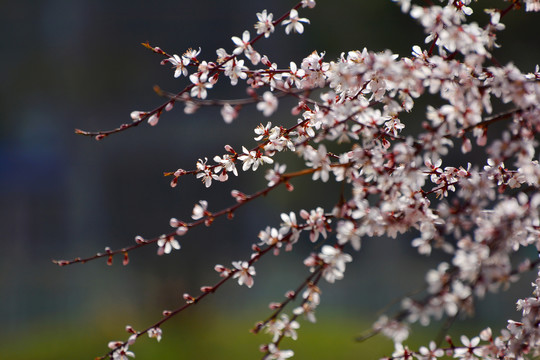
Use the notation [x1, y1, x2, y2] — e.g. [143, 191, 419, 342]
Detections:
[1, 1, 539, 359]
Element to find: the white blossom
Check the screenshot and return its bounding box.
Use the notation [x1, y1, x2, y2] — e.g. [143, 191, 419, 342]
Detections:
[318, 245, 352, 283]
[282, 9, 310, 35]
[257, 91, 278, 116]
[254, 10, 274, 38]
[232, 261, 256, 288]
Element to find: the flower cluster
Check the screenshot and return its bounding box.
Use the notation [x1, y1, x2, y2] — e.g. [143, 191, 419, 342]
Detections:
[60, 0, 540, 359]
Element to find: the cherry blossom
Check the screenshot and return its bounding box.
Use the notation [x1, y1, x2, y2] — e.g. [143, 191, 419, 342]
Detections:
[237, 146, 274, 171]
[257, 91, 278, 116]
[232, 261, 256, 288]
[267, 344, 294, 360]
[192, 200, 208, 220]
[254, 10, 275, 38]
[318, 245, 352, 283]
[299, 207, 327, 242]
[301, 0, 316, 9]
[196, 158, 219, 187]
[258, 226, 283, 247]
[524, 0, 540, 12]
[224, 58, 248, 86]
[335, 220, 361, 250]
[304, 144, 331, 182]
[183, 47, 201, 62]
[231, 31, 252, 55]
[373, 315, 410, 344]
[220, 103, 238, 123]
[157, 235, 180, 255]
[229, 31, 261, 65]
[265, 163, 286, 187]
[417, 341, 444, 360]
[279, 212, 300, 244]
[454, 335, 482, 359]
[110, 345, 135, 360]
[285, 61, 305, 89]
[189, 73, 213, 99]
[163, 54, 190, 78]
[282, 9, 310, 35]
[148, 327, 162, 342]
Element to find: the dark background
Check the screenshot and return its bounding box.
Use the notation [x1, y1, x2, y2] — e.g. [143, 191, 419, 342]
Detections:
[1, 1, 539, 359]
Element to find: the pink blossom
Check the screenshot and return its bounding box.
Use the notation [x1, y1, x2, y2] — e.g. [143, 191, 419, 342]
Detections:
[232, 261, 256, 288]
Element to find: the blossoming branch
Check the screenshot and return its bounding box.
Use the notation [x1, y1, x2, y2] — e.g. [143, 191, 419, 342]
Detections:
[57, 0, 540, 359]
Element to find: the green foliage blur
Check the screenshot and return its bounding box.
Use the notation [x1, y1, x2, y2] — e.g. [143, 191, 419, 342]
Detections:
[2, 311, 392, 360]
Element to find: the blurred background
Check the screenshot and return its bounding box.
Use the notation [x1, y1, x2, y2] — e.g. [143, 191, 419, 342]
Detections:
[1, 1, 539, 359]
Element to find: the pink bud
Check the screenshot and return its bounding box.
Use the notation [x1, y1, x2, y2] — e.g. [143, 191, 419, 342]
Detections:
[461, 137, 472, 153]
[285, 290, 296, 299]
[214, 264, 226, 272]
[122, 252, 129, 266]
[269, 302, 282, 309]
[246, 87, 257, 98]
[476, 129, 487, 146]
[130, 111, 143, 121]
[231, 189, 248, 203]
[176, 226, 188, 236]
[261, 55, 272, 67]
[183, 293, 195, 303]
[108, 341, 123, 350]
[174, 169, 186, 177]
[286, 182, 294, 191]
[148, 114, 159, 126]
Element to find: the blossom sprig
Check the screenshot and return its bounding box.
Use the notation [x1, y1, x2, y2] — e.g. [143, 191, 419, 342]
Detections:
[252, 267, 324, 334]
[253, 234, 358, 340]
[74, 1, 313, 140]
[257, 246, 354, 359]
[360, 255, 540, 347]
[98, 211, 328, 360]
[99, 206, 336, 359]
[53, 166, 322, 267]
[382, 279, 540, 360]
